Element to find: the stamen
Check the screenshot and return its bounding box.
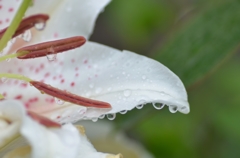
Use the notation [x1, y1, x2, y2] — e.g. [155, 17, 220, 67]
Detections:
[30, 81, 112, 109]
[27, 111, 61, 128]
[17, 36, 86, 59]
[0, 94, 4, 100]
[0, 14, 49, 40]
[0, 73, 31, 82]
[0, 51, 29, 62]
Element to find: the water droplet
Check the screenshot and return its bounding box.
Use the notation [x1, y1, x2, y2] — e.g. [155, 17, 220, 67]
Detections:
[169, 105, 178, 113]
[142, 75, 146, 80]
[123, 89, 131, 97]
[35, 22, 46, 31]
[136, 104, 144, 109]
[54, 98, 65, 105]
[5, 58, 11, 62]
[107, 113, 116, 120]
[1, 77, 7, 83]
[95, 87, 102, 94]
[122, 71, 126, 75]
[119, 110, 127, 114]
[46, 54, 57, 61]
[91, 117, 98, 122]
[98, 114, 105, 119]
[66, 7, 72, 12]
[21, 30, 31, 42]
[10, 38, 16, 44]
[89, 83, 94, 89]
[153, 103, 165, 110]
[85, 92, 91, 97]
[107, 87, 112, 91]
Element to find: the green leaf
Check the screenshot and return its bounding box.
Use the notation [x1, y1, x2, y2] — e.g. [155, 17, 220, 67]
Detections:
[151, 0, 240, 86]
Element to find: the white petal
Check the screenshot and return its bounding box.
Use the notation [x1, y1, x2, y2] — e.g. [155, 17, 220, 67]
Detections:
[0, 42, 189, 122]
[27, 0, 111, 41]
[0, 0, 22, 30]
[76, 125, 116, 158]
[0, 100, 116, 158]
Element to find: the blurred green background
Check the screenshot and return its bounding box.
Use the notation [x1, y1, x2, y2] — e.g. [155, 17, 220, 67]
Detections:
[88, 0, 240, 157]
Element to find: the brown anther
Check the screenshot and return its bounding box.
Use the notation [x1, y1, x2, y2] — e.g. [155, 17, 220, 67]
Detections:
[27, 111, 61, 128]
[0, 14, 49, 39]
[30, 81, 112, 109]
[17, 36, 86, 59]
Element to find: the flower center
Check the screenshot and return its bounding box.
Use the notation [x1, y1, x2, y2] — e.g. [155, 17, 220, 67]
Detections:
[0, 11, 112, 110]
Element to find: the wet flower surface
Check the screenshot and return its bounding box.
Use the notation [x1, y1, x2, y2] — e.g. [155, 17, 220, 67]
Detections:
[0, 0, 189, 123]
[0, 0, 190, 157]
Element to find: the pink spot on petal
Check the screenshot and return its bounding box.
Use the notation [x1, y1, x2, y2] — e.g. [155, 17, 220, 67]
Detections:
[35, 68, 39, 73]
[59, 61, 64, 65]
[3, 92, 7, 97]
[20, 83, 28, 88]
[44, 72, 50, 78]
[18, 68, 22, 73]
[84, 59, 88, 64]
[14, 95, 22, 100]
[70, 82, 75, 87]
[75, 67, 78, 71]
[60, 79, 65, 83]
[24, 103, 30, 108]
[54, 32, 58, 38]
[71, 59, 75, 63]
[8, 8, 14, 12]
[40, 64, 44, 69]
[75, 73, 79, 77]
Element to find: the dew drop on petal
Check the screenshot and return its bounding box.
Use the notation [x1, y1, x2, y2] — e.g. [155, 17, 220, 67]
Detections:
[153, 103, 165, 110]
[35, 22, 46, 31]
[169, 105, 178, 113]
[54, 98, 65, 105]
[123, 89, 131, 97]
[5, 58, 11, 62]
[107, 113, 116, 120]
[46, 54, 57, 61]
[10, 38, 16, 44]
[107, 87, 112, 92]
[91, 117, 98, 122]
[89, 83, 94, 89]
[95, 87, 102, 94]
[119, 110, 127, 114]
[21, 30, 32, 42]
[142, 75, 146, 80]
[136, 104, 144, 109]
[1, 77, 8, 83]
[98, 114, 105, 119]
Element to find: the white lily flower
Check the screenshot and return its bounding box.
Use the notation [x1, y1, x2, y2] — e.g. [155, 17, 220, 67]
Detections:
[0, 100, 122, 158]
[0, 0, 189, 123]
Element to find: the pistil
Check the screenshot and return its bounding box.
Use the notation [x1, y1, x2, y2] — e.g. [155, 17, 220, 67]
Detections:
[30, 81, 112, 109]
[17, 36, 86, 59]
